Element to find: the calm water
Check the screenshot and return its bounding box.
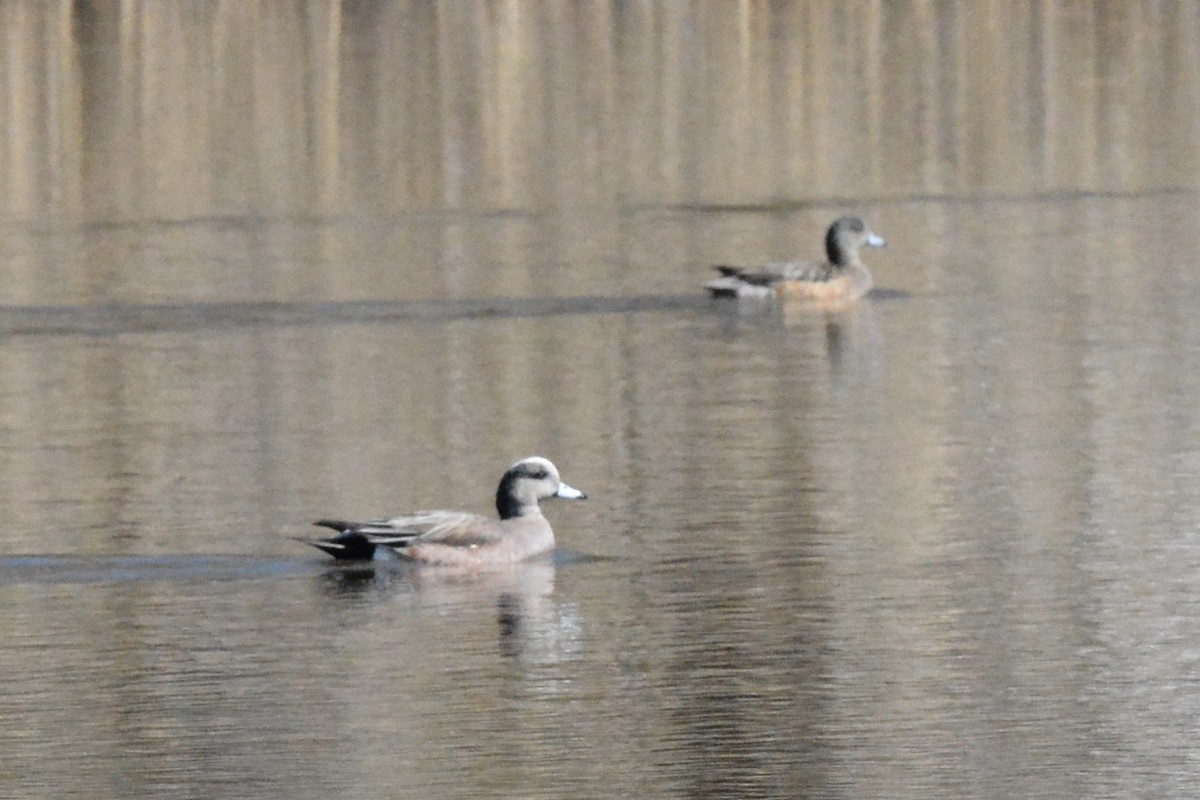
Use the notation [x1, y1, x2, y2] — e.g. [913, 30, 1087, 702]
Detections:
[2, 2, 1200, 798]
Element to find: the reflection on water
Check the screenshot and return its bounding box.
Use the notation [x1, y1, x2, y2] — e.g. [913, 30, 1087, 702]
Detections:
[0, 554, 310, 584]
[0, 294, 711, 336]
[1, 2, 1200, 799]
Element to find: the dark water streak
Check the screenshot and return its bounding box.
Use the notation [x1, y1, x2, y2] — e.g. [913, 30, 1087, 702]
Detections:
[0, 295, 713, 336]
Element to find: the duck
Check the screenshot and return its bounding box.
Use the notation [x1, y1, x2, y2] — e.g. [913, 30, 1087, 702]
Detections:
[299, 456, 586, 566]
[704, 216, 887, 303]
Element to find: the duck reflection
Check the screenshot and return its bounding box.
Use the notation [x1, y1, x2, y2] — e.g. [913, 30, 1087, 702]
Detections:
[312, 557, 575, 664]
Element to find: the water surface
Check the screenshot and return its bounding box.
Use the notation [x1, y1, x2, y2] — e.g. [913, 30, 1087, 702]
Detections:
[2, 2, 1200, 798]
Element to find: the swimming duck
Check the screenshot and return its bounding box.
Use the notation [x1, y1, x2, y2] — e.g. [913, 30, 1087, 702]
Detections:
[705, 216, 887, 303]
[300, 457, 586, 566]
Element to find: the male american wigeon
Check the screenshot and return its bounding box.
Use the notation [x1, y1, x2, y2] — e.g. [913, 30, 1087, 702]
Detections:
[704, 216, 887, 304]
[299, 457, 586, 566]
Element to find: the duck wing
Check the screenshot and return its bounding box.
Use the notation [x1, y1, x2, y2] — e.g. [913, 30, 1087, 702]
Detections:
[314, 510, 502, 549]
[706, 259, 834, 298]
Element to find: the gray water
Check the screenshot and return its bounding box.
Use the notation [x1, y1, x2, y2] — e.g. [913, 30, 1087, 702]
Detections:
[2, 2, 1200, 798]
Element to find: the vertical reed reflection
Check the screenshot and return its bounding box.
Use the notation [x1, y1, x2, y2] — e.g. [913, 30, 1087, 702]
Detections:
[0, 0, 1194, 228]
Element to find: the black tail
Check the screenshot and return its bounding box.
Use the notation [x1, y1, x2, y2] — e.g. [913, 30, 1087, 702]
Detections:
[295, 530, 377, 560]
[705, 285, 740, 298]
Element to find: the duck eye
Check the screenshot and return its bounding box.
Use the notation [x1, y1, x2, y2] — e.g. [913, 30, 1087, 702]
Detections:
[517, 464, 548, 480]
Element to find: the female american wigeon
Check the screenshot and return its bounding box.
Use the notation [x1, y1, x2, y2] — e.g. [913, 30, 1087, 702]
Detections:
[704, 216, 887, 303]
[299, 457, 586, 566]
